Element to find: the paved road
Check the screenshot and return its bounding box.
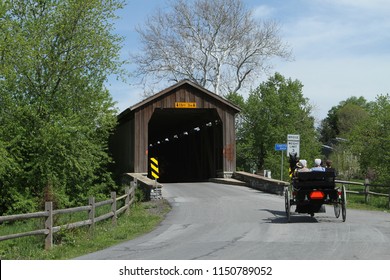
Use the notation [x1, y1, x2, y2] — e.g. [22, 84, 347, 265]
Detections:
[77, 182, 390, 260]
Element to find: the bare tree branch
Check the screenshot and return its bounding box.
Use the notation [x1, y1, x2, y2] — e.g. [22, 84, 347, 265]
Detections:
[133, 0, 291, 96]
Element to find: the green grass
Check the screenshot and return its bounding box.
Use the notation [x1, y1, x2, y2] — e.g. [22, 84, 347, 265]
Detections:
[346, 193, 389, 212]
[0, 200, 171, 260]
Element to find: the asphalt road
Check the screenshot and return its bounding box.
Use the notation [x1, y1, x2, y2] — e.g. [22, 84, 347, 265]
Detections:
[77, 182, 390, 260]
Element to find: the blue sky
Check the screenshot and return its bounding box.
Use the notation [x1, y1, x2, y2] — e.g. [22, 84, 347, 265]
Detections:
[107, 0, 390, 122]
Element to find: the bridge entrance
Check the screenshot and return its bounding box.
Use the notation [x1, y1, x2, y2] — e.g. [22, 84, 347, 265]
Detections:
[148, 108, 222, 182]
[110, 80, 240, 183]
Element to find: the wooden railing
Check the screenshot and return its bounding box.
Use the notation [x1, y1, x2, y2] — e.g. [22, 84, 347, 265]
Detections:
[336, 179, 390, 208]
[0, 183, 136, 250]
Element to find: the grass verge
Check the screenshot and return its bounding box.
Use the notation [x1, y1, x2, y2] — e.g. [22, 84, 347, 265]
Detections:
[346, 194, 389, 212]
[0, 199, 171, 260]
[340, 183, 390, 212]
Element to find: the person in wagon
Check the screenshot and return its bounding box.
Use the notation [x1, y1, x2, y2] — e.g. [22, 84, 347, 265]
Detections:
[325, 159, 333, 170]
[295, 159, 310, 174]
[325, 159, 337, 175]
[310, 158, 326, 172]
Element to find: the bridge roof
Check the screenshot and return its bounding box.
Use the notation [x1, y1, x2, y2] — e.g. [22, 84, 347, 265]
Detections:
[118, 80, 240, 120]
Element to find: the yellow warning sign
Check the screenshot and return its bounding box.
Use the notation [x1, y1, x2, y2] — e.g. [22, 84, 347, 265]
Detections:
[175, 102, 197, 108]
[150, 157, 159, 180]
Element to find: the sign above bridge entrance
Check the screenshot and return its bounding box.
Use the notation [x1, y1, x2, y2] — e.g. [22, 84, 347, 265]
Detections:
[175, 102, 197, 108]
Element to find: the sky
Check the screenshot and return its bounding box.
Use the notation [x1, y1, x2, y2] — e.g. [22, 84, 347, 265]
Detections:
[107, 0, 390, 123]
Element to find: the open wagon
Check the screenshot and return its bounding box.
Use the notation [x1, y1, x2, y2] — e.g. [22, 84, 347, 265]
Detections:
[284, 171, 346, 222]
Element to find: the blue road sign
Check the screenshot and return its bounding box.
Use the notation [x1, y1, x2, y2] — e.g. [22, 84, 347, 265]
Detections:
[275, 143, 287, 151]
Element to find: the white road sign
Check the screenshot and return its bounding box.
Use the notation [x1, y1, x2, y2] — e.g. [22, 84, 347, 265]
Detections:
[287, 134, 300, 141]
[287, 141, 300, 157]
[287, 134, 300, 157]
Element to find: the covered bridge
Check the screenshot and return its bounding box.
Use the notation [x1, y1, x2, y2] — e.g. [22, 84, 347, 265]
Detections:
[110, 80, 240, 183]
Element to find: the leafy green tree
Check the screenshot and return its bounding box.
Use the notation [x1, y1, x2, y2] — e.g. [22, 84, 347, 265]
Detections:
[337, 103, 369, 136]
[318, 96, 371, 144]
[227, 73, 320, 179]
[0, 0, 125, 214]
[349, 94, 390, 184]
[317, 96, 372, 179]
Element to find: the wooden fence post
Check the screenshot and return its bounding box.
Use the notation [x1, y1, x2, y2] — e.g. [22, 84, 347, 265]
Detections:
[388, 187, 390, 209]
[364, 179, 370, 203]
[45, 202, 53, 250]
[132, 179, 137, 195]
[111, 192, 117, 226]
[89, 196, 95, 232]
[125, 187, 130, 215]
[131, 180, 136, 191]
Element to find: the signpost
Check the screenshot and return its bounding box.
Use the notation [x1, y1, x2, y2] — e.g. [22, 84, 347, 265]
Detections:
[275, 143, 287, 181]
[275, 135, 300, 181]
[287, 134, 300, 157]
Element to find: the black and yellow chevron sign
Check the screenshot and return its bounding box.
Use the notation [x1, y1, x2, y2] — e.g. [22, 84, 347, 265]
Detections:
[150, 157, 159, 180]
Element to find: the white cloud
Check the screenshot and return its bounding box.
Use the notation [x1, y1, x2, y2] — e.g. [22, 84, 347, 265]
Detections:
[284, 16, 351, 56]
[319, 0, 390, 12]
[274, 55, 390, 121]
[252, 5, 274, 19]
[280, 1, 390, 60]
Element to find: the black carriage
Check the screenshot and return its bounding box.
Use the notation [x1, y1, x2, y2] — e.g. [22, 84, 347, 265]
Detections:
[284, 170, 346, 222]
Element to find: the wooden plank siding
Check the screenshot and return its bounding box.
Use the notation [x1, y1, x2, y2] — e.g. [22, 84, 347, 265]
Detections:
[111, 80, 240, 179]
[110, 114, 134, 175]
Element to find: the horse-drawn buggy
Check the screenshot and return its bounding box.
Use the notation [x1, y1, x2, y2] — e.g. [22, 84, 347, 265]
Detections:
[285, 166, 347, 222]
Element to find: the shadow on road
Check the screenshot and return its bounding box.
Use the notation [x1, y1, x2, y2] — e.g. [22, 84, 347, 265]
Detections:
[259, 208, 320, 224]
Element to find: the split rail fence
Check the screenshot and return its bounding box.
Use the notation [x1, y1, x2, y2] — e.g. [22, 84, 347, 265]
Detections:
[0, 183, 136, 250]
[336, 179, 390, 208]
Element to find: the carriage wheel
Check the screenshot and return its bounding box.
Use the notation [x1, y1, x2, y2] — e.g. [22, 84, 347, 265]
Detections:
[341, 185, 347, 222]
[284, 187, 291, 222]
[334, 203, 341, 218]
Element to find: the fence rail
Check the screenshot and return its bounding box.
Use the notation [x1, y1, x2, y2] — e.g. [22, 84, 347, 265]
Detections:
[0, 184, 136, 250]
[335, 179, 390, 208]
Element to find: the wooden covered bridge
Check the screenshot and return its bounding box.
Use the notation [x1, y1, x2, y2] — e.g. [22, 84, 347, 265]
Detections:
[109, 80, 240, 182]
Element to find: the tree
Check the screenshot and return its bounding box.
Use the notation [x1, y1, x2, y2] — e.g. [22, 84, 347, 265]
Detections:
[133, 0, 291, 95]
[318, 96, 370, 144]
[0, 0, 125, 214]
[349, 94, 390, 184]
[317, 97, 372, 179]
[337, 103, 369, 136]
[227, 73, 320, 179]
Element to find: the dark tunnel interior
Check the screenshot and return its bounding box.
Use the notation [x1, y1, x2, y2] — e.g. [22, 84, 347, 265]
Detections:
[148, 108, 223, 182]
